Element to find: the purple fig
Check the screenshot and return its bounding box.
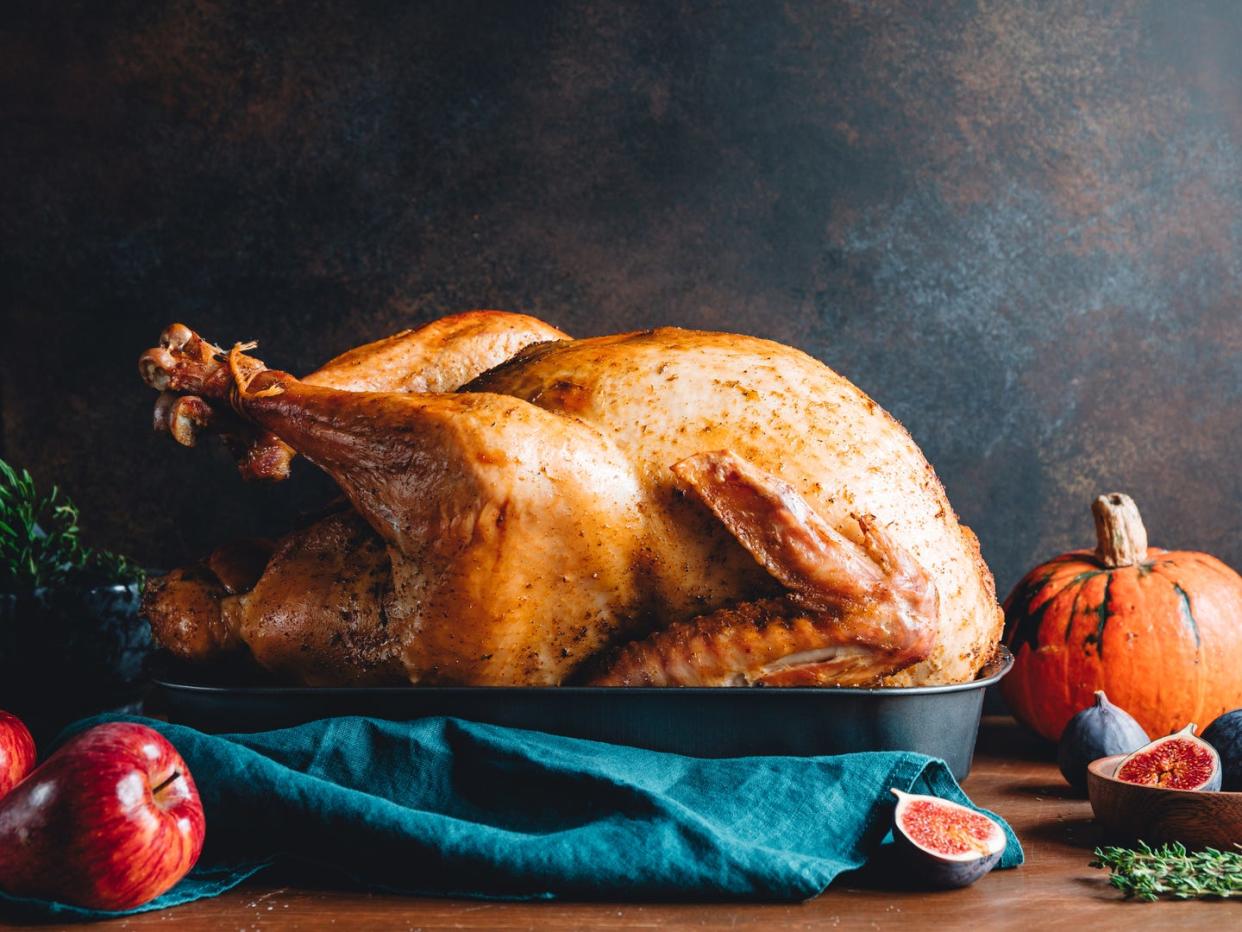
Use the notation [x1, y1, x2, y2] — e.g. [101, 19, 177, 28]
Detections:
[1202, 709, 1242, 791]
[1057, 691, 1149, 794]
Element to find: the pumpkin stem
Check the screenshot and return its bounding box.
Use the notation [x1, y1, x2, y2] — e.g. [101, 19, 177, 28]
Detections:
[1092, 493, 1148, 567]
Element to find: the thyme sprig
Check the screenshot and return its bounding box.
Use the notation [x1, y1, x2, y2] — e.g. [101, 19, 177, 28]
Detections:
[1091, 842, 1242, 901]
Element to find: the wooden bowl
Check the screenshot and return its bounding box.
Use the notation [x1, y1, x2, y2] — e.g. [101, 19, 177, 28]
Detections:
[1087, 754, 1242, 849]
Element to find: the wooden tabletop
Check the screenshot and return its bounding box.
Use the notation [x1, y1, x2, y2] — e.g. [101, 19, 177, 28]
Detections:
[2, 716, 1234, 929]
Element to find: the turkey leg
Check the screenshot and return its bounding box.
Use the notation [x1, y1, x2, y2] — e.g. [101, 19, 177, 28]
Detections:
[140, 311, 567, 480]
[141, 510, 405, 686]
[140, 333, 648, 685]
[588, 450, 939, 686]
[139, 312, 568, 681]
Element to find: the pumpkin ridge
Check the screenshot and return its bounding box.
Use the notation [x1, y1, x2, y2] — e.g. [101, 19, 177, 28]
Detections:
[1044, 553, 1088, 566]
[1183, 552, 1242, 590]
[1170, 582, 1202, 650]
[1062, 575, 1095, 644]
[1070, 570, 1107, 583]
[1004, 567, 1062, 656]
[1082, 574, 1114, 657]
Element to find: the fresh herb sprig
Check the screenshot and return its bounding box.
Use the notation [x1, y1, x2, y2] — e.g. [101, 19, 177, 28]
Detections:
[1091, 841, 1242, 901]
[0, 458, 84, 593]
[0, 458, 144, 595]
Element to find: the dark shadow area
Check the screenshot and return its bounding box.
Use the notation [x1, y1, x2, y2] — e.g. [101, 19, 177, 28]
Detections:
[976, 716, 1056, 763]
[1021, 815, 1104, 853]
[1008, 782, 1082, 801]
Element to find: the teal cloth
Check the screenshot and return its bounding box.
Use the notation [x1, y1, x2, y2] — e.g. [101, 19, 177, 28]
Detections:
[0, 715, 1021, 921]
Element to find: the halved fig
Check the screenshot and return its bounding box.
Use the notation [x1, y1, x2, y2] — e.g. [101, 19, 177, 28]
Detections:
[1113, 724, 1222, 791]
[890, 789, 1007, 888]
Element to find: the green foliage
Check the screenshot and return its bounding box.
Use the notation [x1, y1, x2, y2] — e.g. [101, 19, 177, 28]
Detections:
[1091, 841, 1242, 901]
[0, 458, 144, 595]
[78, 547, 147, 588]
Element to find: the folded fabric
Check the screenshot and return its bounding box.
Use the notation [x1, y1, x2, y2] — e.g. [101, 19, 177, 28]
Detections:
[0, 714, 1022, 921]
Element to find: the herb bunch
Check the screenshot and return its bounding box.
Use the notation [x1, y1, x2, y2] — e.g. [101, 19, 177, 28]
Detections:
[0, 458, 144, 595]
[1091, 841, 1242, 901]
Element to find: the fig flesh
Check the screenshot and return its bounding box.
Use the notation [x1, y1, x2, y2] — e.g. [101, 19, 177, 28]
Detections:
[890, 789, 1006, 888]
[1202, 709, 1242, 792]
[1057, 691, 1149, 794]
[1113, 724, 1222, 791]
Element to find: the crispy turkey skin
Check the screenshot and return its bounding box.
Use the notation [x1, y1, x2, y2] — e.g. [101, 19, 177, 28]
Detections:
[139, 313, 1002, 687]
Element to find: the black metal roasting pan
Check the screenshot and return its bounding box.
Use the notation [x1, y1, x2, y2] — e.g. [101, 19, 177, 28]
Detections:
[149, 647, 1013, 780]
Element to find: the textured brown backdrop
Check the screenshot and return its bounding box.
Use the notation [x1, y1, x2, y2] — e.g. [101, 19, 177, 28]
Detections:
[2, 1, 1240, 598]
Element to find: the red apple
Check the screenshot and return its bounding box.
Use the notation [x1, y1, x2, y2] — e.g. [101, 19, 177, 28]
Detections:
[0, 722, 205, 910]
[0, 710, 36, 800]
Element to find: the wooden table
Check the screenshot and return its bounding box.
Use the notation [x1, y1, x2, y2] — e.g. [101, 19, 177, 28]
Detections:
[2, 717, 1233, 929]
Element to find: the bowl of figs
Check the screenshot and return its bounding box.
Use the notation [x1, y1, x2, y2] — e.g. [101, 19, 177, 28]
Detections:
[1065, 694, 1242, 849]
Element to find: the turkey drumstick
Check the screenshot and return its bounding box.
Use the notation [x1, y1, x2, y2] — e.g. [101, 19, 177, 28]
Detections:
[141, 335, 652, 685]
[140, 311, 567, 480]
[140, 313, 569, 684]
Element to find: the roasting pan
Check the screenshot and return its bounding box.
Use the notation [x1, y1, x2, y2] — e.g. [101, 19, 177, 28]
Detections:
[148, 646, 1012, 779]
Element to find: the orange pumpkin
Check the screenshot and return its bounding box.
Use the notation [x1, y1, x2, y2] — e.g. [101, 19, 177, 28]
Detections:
[1001, 493, 1242, 741]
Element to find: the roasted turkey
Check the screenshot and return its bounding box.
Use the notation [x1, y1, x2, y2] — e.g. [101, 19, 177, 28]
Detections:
[138, 312, 1002, 688]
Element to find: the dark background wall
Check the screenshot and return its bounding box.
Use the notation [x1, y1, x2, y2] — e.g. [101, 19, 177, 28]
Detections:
[2, 0, 1240, 598]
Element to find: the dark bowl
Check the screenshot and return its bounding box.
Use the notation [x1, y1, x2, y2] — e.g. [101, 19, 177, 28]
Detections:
[0, 582, 153, 741]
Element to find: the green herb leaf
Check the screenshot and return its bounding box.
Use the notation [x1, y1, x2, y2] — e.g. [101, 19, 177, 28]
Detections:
[0, 457, 144, 595]
[1091, 841, 1242, 901]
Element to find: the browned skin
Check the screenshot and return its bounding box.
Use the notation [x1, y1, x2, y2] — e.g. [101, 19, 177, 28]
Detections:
[587, 451, 937, 686]
[143, 311, 567, 480]
[141, 538, 274, 663]
[141, 312, 567, 682]
[143, 511, 404, 686]
[238, 510, 404, 686]
[139, 314, 1001, 688]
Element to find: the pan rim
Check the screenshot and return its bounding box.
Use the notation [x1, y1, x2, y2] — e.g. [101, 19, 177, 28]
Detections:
[151, 645, 1013, 698]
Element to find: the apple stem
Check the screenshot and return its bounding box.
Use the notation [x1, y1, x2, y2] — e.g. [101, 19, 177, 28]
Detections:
[152, 770, 182, 796]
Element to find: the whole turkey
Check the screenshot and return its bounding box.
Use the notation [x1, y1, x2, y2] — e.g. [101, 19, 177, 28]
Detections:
[138, 312, 1002, 688]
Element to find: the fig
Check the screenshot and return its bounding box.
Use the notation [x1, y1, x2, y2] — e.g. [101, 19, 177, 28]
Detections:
[1057, 690, 1149, 794]
[1113, 724, 1222, 791]
[1202, 709, 1242, 792]
[890, 789, 1007, 888]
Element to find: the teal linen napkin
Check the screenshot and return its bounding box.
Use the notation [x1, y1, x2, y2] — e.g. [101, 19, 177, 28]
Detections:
[0, 715, 1021, 921]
